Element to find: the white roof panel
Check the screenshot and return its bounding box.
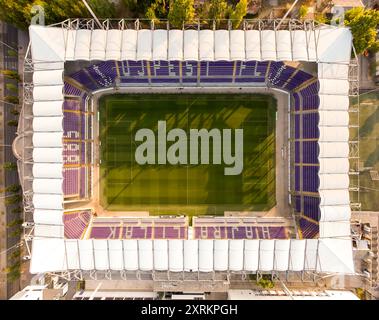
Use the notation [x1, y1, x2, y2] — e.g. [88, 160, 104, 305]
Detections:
[153, 30, 168, 60]
[65, 239, 80, 270]
[289, 240, 306, 271]
[199, 30, 214, 61]
[33, 70, 63, 86]
[319, 205, 351, 222]
[78, 240, 94, 270]
[33, 116, 63, 132]
[34, 224, 64, 238]
[33, 86, 63, 101]
[292, 30, 308, 61]
[33, 163, 63, 178]
[244, 240, 259, 271]
[259, 240, 274, 271]
[65, 29, 77, 60]
[276, 30, 292, 61]
[93, 240, 109, 270]
[318, 79, 349, 95]
[319, 95, 349, 111]
[261, 30, 276, 61]
[137, 30, 152, 60]
[30, 238, 66, 273]
[304, 239, 318, 271]
[316, 28, 352, 63]
[319, 173, 349, 189]
[33, 194, 63, 210]
[199, 240, 213, 272]
[105, 30, 122, 60]
[230, 30, 245, 60]
[123, 240, 138, 271]
[121, 29, 137, 60]
[319, 127, 349, 142]
[245, 30, 261, 60]
[33, 101, 63, 117]
[29, 25, 65, 63]
[33, 178, 63, 194]
[317, 239, 354, 273]
[168, 30, 183, 60]
[319, 111, 349, 126]
[319, 158, 349, 174]
[214, 240, 229, 271]
[320, 190, 350, 206]
[214, 30, 229, 61]
[318, 142, 349, 158]
[90, 30, 106, 60]
[74, 29, 91, 60]
[108, 240, 124, 271]
[183, 240, 198, 272]
[183, 30, 198, 60]
[319, 221, 351, 238]
[33, 209, 63, 225]
[274, 240, 290, 271]
[153, 240, 168, 271]
[33, 148, 63, 163]
[33, 132, 62, 148]
[318, 63, 349, 80]
[168, 240, 183, 272]
[138, 240, 153, 271]
[229, 240, 244, 271]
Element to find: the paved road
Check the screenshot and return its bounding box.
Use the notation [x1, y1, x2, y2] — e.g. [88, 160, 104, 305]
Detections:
[1, 22, 22, 298]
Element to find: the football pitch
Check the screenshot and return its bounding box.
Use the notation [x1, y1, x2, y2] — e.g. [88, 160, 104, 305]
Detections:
[99, 93, 276, 216]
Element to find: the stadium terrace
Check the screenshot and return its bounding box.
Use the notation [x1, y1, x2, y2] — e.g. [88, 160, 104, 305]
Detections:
[13, 19, 357, 279]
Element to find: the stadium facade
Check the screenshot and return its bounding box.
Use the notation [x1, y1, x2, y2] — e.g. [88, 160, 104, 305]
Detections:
[14, 19, 358, 280]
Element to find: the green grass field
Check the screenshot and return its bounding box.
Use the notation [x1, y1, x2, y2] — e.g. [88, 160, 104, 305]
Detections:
[351, 91, 379, 210]
[99, 93, 276, 215]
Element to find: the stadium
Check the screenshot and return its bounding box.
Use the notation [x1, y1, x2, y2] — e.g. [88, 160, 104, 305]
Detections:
[13, 18, 358, 283]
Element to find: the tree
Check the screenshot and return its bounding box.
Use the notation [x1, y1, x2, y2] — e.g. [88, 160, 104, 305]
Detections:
[5, 194, 22, 206]
[209, 0, 228, 25]
[7, 120, 18, 127]
[7, 218, 23, 228]
[6, 83, 18, 93]
[0, 70, 21, 81]
[4, 96, 19, 104]
[345, 8, 379, 55]
[299, 5, 308, 20]
[3, 162, 17, 171]
[10, 109, 20, 116]
[11, 207, 23, 214]
[145, 0, 168, 21]
[168, 0, 195, 28]
[5, 184, 21, 193]
[230, 0, 247, 29]
[146, 5, 158, 22]
[0, 0, 116, 30]
[87, 0, 115, 18]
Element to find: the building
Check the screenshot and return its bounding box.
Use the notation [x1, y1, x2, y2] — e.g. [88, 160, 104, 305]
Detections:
[12, 19, 359, 297]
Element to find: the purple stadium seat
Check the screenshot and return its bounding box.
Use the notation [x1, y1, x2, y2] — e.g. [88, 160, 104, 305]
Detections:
[64, 210, 91, 239]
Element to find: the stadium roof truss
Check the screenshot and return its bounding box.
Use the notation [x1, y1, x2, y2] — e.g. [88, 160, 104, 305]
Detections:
[17, 19, 360, 280]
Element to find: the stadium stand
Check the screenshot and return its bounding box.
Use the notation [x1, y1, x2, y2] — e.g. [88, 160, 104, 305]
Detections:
[62, 59, 320, 238]
[87, 217, 188, 240]
[63, 210, 92, 239]
[20, 22, 354, 275]
[62, 83, 91, 201]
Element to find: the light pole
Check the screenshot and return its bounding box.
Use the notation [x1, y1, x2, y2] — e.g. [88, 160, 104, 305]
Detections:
[81, 0, 103, 29]
[275, 0, 300, 30]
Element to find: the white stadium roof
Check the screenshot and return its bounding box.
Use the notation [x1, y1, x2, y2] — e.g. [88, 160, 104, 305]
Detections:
[26, 22, 354, 275]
